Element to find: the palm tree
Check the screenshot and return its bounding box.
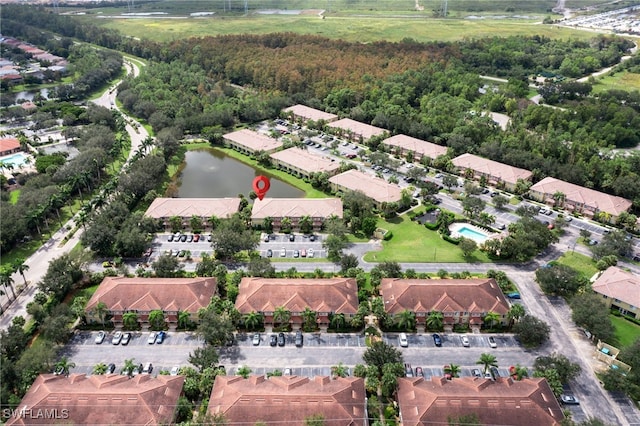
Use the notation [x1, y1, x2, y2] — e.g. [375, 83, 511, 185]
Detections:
[12, 258, 29, 286]
[509, 364, 529, 380]
[244, 311, 262, 331]
[178, 310, 191, 330]
[0, 266, 17, 301]
[122, 312, 138, 330]
[444, 363, 461, 379]
[396, 309, 416, 331]
[71, 296, 87, 321]
[426, 311, 444, 331]
[299, 215, 312, 234]
[55, 357, 76, 377]
[148, 310, 165, 330]
[553, 191, 566, 208]
[478, 212, 496, 226]
[273, 306, 291, 330]
[476, 353, 498, 375]
[302, 307, 317, 331]
[92, 301, 108, 327]
[169, 216, 182, 233]
[330, 313, 346, 331]
[484, 311, 501, 330]
[331, 362, 349, 379]
[208, 215, 220, 230]
[93, 363, 108, 375]
[507, 304, 526, 329]
[262, 216, 273, 233]
[122, 358, 136, 378]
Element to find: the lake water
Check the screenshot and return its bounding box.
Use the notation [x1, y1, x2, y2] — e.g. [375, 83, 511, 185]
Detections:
[175, 149, 305, 199]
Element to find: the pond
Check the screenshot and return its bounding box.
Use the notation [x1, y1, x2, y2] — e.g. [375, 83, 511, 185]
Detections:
[174, 149, 305, 199]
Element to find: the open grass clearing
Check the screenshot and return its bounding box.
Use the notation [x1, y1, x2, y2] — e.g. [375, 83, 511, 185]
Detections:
[591, 71, 640, 94]
[363, 214, 492, 263]
[611, 315, 640, 349]
[554, 251, 598, 280]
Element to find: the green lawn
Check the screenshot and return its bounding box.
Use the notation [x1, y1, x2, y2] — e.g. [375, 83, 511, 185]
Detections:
[363, 214, 492, 263]
[554, 252, 598, 280]
[591, 71, 640, 94]
[611, 315, 640, 348]
[8, 189, 20, 205]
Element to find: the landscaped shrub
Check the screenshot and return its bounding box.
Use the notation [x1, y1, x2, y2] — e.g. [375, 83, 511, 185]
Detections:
[424, 222, 439, 230]
[383, 231, 393, 241]
[442, 234, 461, 245]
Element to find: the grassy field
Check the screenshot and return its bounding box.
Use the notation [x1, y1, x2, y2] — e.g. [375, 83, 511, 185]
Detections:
[591, 71, 640, 94]
[93, 15, 595, 43]
[611, 315, 640, 348]
[363, 214, 492, 263]
[554, 251, 598, 280]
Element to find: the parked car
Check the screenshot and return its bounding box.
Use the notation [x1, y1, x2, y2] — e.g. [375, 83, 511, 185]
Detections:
[560, 395, 580, 405]
[404, 364, 414, 377]
[471, 368, 482, 378]
[270, 334, 277, 347]
[147, 332, 157, 344]
[490, 366, 500, 378]
[95, 331, 106, 344]
[507, 292, 521, 299]
[168, 234, 174, 242]
[399, 333, 408, 347]
[309, 235, 316, 242]
[187, 234, 193, 242]
[488, 336, 497, 348]
[284, 368, 292, 375]
[293, 250, 299, 258]
[461, 335, 470, 347]
[278, 332, 286, 347]
[132, 363, 143, 376]
[180, 234, 187, 242]
[207, 234, 212, 242]
[193, 234, 200, 242]
[307, 248, 314, 258]
[112, 331, 123, 345]
[102, 261, 114, 268]
[295, 330, 303, 347]
[155, 331, 166, 344]
[266, 249, 273, 257]
[415, 366, 424, 377]
[264, 234, 270, 242]
[432, 333, 442, 347]
[170, 366, 180, 376]
[121, 332, 131, 346]
[289, 234, 295, 242]
[300, 249, 307, 257]
[107, 363, 116, 374]
[280, 248, 286, 257]
[142, 362, 153, 374]
[253, 333, 261, 346]
[53, 365, 64, 375]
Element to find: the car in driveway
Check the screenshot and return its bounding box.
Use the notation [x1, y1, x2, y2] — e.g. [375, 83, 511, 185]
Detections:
[270, 334, 277, 347]
[121, 332, 131, 345]
[295, 330, 303, 347]
[112, 331, 123, 345]
[399, 333, 408, 347]
[560, 395, 580, 405]
[461, 335, 470, 347]
[432, 333, 442, 347]
[95, 331, 106, 344]
[253, 333, 261, 346]
[488, 336, 497, 348]
[147, 332, 157, 344]
[155, 331, 166, 344]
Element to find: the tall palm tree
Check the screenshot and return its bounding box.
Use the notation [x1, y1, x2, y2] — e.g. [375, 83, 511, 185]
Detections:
[273, 306, 291, 330]
[93, 363, 108, 375]
[476, 353, 498, 375]
[507, 304, 526, 329]
[92, 301, 108, 327]
[148, 310, 165, 331]
[444, 363, 461, 379]
[178, 310, 191, 330]
[331, 362, 349, 379]
[12, 258, 29, 286]
[299, 215, 312, 234]
[330, 313, 346, 331]
[122, 312, 138, 330]
[0, 266, 16, 301]
[244, 311, 262, 331]
[122, 358, 136, 378]
[426, 311, 444, 331]
[396, 309, 416, 331]
[55, 357, 76, 377]
[484, 311, 501, 330]
[302, 307, 317, 331]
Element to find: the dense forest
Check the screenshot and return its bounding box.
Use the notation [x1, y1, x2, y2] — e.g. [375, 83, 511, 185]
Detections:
[2, 5, 640, 211]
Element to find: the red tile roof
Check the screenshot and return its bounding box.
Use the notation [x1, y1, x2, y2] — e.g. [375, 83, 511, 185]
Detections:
[235, 278, 359, 315]
[592, 267, 640, 310]
[0, 137, 21, 153]
[251, 198, 343, 221]
[144, 197, 241, 219]
[283, 104, 338, 122]
[208, 375, 366, 426]
[379, 278, 510, 316]
[452, 153, 533, 186]
[382, 134, 447, 159]
[223, 129, 282, 153]
[329, 169, 402, 204]
[85, 277, 216, 314]
[270, 147, 342, 175]
[397, 377, 564, 426]
[7, 374, 185, 426]
[327, 118, 387, 140]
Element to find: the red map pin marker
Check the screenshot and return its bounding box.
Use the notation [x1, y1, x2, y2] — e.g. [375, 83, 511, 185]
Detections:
[252, 175, 271, 200]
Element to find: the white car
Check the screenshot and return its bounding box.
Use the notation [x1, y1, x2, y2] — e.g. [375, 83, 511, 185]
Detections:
[488, 336, 497, 348]
[399, 333, 408, 347]
[147, 332, 157, 344]
[280, 248, 286, 257]
[111, 331, 122, 345]
[461, 335, 470, 347]
[252, 333, 261, 346]
[307, 248, 314, 258]
[95, 331, 106, 344]
[170, 366, 180, 376]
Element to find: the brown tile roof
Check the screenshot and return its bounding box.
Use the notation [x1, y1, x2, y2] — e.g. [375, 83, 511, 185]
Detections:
[223, 129, 282, 152]
[208, 375, 366, 426]
[251, 198, 343, 220]
[379, 278, 510, 315]
[397, 377, 564, 426]
[329, 169, 402, 204]
[451, 153, 533, 186]
[85, 277, 216, 314]
[235, 278, 359, 314]
[144, 197, 241, 219]
[382, 134, 447, 159]
[327, 118, 387, 140]
[283, 104, 338, 122]
[593, 267, 640, 309]
[530, 177, 632, 217]
[0, 137, 20, 153]
[7, 374, 185, 426]
[270, 147, 342, 174]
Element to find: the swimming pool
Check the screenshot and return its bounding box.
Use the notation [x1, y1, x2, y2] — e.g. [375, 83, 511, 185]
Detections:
[0, 152, 29, 168]
[449, 223, 493, 244]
